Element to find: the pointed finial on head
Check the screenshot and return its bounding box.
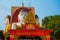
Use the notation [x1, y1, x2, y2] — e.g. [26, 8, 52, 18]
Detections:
[22, 0, 24, 7]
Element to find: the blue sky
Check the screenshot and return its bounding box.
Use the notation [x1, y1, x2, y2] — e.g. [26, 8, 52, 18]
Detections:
[0, 0, 60, 30]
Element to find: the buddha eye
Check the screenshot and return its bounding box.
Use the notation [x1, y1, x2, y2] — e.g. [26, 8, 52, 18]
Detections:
[21, 13, 23, 15]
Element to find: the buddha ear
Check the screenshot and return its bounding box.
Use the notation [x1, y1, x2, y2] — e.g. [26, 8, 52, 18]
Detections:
[18, 14, 20, 22]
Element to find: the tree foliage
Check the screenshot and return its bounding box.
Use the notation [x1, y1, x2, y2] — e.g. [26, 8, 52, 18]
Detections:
[42, 15, 60, 39]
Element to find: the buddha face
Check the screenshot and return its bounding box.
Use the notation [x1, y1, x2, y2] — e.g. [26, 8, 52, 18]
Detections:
[18, 9, 28, 22]
[4, 17, 9, 25]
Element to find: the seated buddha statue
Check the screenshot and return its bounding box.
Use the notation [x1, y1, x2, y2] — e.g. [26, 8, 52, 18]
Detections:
[12, 9, 28, 29]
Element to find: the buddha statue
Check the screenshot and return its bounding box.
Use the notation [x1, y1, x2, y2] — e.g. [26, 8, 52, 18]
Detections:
[3, 15, 11, 34]
[12, 9, 28, 29]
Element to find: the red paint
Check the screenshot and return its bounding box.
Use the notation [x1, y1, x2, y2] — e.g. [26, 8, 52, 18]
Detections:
[46, 38, 50, 40]
[10, 38, 14, 40]
[22, 24, 39, 30]
[9, 30, 52, 36]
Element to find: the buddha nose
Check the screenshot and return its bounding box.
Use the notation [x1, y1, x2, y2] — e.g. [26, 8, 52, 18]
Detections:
[23, 17, 25, 19]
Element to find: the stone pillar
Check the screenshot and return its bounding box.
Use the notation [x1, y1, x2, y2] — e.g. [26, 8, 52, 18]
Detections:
[46, 35, 50, 40]
[10, 35, 14, 40]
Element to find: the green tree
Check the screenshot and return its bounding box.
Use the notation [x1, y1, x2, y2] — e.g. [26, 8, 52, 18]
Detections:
[42, 15, 60, 40]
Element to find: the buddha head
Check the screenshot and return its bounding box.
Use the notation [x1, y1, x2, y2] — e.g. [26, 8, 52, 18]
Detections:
[4, 15, 10, 25]
[18, 9, 28, 24]
[35, 15, 39, 24]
